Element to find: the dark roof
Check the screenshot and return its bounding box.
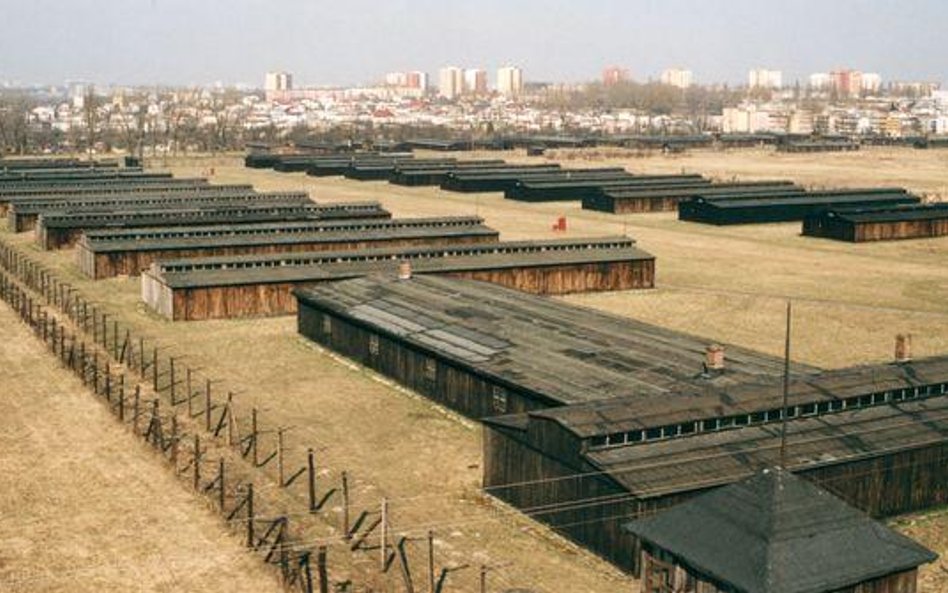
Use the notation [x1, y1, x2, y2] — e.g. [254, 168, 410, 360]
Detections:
[695, 190, 913, 209]
[293, 275, 814, 406]
[818, 203, 948, 224]
[82, 224, 498, 253]
[586, 394, 948, 499]
[528, 357, 948, 437]
[152, 236, 639, 272]
[152, 244, 655, 290]
[625, 467, 937, 593]
[80, 216, 489, 243]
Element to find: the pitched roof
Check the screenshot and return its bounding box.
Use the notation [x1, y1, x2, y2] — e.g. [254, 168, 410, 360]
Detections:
[294, 275, 816, 406]
[625, 468, 937, 593]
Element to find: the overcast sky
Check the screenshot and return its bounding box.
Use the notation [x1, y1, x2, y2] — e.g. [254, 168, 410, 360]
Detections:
[0, 0, 944, 88]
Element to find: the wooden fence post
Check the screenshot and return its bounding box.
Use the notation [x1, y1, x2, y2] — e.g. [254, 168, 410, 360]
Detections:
[186, 367, 193, 416]
[277, 427, 285, 486]
[133, 385, 141, 432]
[317, 546, 328, 593]
[380, 498, 388, 571]
[308, 448, 316, 512]
[205, 379, 212, 431]
[218, 458, 226, 510]
[169, 357, 176, 404]
[342, 471, 350, 538]
[152, 347, 158, 390]
[193, 434, 201, 491]
[428, 530, 435, 593]
[246, 483, 255, 548]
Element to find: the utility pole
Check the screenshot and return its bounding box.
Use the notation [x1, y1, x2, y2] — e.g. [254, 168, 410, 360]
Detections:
[779, 300, 792, 468]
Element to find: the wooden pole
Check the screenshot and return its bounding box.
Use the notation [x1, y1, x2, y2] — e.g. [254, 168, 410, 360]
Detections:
[246, 483, 255, 548]
[205, 379, 212, 431]
[152, 347, 158, 390]
[308, 448, 316, 512]
[170, 415, 179, 466]
[779, 301, 792, 469]
[226, 392, 236, 446]
[277, 427, 285, 487]
[169, 357, 176, 404]
[428, 530, 435, 593]
[118, 381, 125, 422]
[380, 498, 388, 571]
[132, 385, 141, 432]
[251, 407, 259, 466]
[79, 342, 87, 385]
[316, 546, 328, 593]
[187, 368, 193, 416]
[193, 434, 201, 491]
[480, 565, 486, 593]
[218, 458, 226, 510]
[118, 374, 125, 411]
[342, 471, 350, 537]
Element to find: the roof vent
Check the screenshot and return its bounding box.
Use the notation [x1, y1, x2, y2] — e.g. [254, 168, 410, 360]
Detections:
[397, 259, 412, 281]
[705, 344, 725, 373]
[895, 333, 912, 364]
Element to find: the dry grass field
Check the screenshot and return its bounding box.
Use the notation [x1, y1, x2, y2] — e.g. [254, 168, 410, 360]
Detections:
[0, 304, 283, 593]
[2, 146, 947, 591]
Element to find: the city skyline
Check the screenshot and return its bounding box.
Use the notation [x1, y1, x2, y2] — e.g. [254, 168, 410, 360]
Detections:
[0, 0, 945, 88]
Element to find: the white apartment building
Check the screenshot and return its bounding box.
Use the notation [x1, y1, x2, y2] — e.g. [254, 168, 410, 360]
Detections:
[660, 68, 693, 89]
[497, 66, 524, 97]
[748, 68, 782, 89]
[438, 66, 464, 99]
[264, 71, 293, 92]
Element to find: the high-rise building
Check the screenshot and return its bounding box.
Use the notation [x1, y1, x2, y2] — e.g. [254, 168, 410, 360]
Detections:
[602, 66, 629, 87]
[385, 71, 428, 90]
[809, 72, 830, 90]
[660, 68, 693, 89]
[384, 72, 408, 87]
[748, 68, 782, 90]
[829, 70, 862, 97]
[861, 73, 882, 94]
[406, 71, 428, 90]
[463, 69, 488, 95]
[496, 66, 524, 97]
[264, 71, 293, 92]
[438, 67, 464, 99]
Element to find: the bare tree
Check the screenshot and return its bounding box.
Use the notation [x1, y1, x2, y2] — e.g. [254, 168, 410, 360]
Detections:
[82, 88, 101, 155]
[0, 94, 32, 154]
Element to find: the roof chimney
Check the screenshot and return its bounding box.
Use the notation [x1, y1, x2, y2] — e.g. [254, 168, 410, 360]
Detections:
[895, 333, 912, 364]
[397, 259, 412, 281]
[705, 344, 725, 372]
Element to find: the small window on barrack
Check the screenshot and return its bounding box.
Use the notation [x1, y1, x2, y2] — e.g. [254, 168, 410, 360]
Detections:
[423, 358, 437, 382]
[491, 386, 508, 413]
[368, 334, 380, 357]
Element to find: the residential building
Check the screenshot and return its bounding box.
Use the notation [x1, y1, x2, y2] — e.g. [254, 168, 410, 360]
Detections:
[463, 69, 488, 96]
[438, 66, 464, 99]
[264, 71, 293, 92]
[497, 66, 524, 97]
[602, 66, 629, 87]
[830, 69, 862, 97]
[748, 68, 782, 89]
[809, 72, 831, 90]
[660, 68, 693, 89]
[861, 72, 882, 94]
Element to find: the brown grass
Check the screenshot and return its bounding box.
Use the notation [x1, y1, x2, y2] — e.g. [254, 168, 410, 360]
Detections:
[3, 146, 947, 591]
[0, 304, 283, 593]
